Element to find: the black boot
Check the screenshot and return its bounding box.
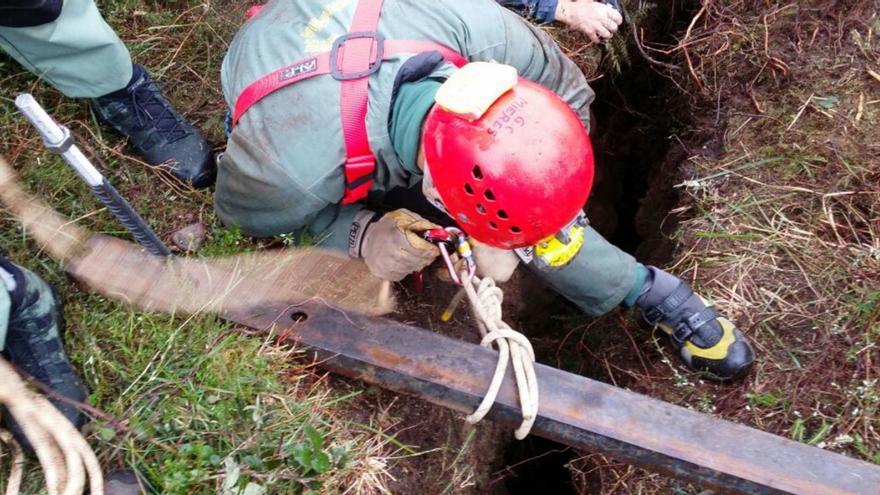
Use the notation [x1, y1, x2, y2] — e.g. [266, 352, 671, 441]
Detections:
[635, 266, 755, 380]
[91, 64, 215, 188]
[0, 258, 87, 451]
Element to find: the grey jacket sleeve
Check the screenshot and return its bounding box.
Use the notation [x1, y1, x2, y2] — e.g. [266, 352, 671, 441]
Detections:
[214, 133, 365, 253]
[476, 5, 595, 131]
[291, 203, 366, 252]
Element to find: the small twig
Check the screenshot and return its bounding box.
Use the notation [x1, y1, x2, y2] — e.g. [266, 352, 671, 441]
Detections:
[786, 93, 814, 131]
[681, 4, 708, 91]
[631, 25, 680, 72]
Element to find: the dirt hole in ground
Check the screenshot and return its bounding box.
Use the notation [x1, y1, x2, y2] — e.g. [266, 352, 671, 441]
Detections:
[497, 1, 706, 492]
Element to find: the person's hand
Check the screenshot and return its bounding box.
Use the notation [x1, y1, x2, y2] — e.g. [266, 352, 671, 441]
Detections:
[353, 209, 441, 281]
[555, 0, 623, 43]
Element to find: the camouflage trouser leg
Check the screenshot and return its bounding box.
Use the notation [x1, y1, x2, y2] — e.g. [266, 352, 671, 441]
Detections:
[0, 257, 67, 370]
[0, 255, 87, 445]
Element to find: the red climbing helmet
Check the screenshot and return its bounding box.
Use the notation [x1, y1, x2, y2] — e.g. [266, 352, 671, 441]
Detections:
[422, 63, 595, 249]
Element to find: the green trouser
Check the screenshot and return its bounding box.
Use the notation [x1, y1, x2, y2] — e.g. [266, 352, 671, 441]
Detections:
[523, 226, 644, 316]
[0, 0, 132, 98]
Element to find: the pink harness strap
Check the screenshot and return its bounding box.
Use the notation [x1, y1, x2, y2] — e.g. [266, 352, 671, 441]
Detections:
[232, 0, 467, 204]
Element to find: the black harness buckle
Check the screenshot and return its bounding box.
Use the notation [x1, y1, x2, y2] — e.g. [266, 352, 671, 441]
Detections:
[330, 31, 385, 81]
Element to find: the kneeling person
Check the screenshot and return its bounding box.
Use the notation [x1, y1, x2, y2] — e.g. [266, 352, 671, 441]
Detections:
[216, 0, 754, 380]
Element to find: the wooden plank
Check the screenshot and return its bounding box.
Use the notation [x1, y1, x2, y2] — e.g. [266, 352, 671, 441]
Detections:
[65, 236, 393, 317]
[228, 301, 880, 495]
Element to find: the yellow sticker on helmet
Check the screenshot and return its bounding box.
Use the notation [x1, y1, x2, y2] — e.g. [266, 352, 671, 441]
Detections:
[435, 62, 518, 121]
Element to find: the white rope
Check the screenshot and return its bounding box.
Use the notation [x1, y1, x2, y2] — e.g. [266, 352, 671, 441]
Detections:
[0, 357, 103, 495]
[461, 272, 539, 439]
[0, 430, 24, 495]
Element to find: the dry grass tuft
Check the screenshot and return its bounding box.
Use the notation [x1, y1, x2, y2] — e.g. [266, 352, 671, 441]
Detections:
[670, 0, 879, 466]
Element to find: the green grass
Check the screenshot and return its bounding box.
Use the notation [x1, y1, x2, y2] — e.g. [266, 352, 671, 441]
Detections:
[69, 301, 362, 493]
[0, 1, 403, 492]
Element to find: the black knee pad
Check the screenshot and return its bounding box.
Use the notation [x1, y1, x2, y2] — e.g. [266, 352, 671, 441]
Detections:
[0, 0, 64, 28]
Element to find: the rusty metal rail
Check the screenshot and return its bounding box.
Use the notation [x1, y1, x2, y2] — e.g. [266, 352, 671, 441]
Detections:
[229, 301, 880, 495]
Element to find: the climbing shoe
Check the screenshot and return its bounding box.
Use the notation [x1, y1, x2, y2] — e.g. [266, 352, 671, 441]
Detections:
[635, 266, 755, 381]
[91, 64, 215, 188]
[0, 258, 87, 451]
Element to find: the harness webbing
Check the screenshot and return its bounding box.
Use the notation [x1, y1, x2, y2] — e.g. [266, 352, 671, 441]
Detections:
[232, 0, 467, 204]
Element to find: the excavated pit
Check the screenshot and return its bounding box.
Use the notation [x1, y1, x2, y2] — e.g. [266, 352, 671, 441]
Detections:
[497, 1, 705, 492]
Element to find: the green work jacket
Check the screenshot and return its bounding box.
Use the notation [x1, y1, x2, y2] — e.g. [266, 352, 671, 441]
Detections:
[217, 0, 595, 250]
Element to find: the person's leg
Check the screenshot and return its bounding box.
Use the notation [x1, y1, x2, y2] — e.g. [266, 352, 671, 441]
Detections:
[0, 0, 215, 187]
[0, 256, 87, 449]
[522, 225, 643, 316]
[523, 225, 755, 380]
[0, 0, 131, 97]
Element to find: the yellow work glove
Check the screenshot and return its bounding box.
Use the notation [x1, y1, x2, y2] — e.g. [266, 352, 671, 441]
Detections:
[350, 209, 441, 282]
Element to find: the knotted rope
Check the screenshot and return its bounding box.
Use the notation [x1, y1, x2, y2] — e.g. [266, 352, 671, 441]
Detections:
[461, 273, 539, 439]
[0, 357, 103, 495]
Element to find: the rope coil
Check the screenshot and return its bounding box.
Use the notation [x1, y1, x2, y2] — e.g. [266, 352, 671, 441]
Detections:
[0, 357, 103, 495]
[461, 273, 539, 439]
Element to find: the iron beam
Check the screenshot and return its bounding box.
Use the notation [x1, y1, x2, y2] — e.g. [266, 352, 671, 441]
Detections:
[229, 301, 880, 495]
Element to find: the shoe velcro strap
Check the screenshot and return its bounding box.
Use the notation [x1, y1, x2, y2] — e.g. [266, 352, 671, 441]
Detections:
[643, 282, 694, 325]
[672, 307, 718, 345]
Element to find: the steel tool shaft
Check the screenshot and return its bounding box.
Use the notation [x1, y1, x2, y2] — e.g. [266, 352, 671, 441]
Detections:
[15, 94, 172, 257]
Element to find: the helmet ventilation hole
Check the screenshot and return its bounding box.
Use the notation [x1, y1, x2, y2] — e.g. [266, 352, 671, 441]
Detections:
[476, 204, 486, 214]
[488, 221, 499, 230]
[510, 226, 522, 234]
[497, 209, 508, 219]
[484, 189, 496, 201]
[472, 165, 484, 180]
[464, 183, 474, 195]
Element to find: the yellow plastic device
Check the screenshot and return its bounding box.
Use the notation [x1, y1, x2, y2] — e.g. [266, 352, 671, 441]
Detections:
[534, 213, 588, 268]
